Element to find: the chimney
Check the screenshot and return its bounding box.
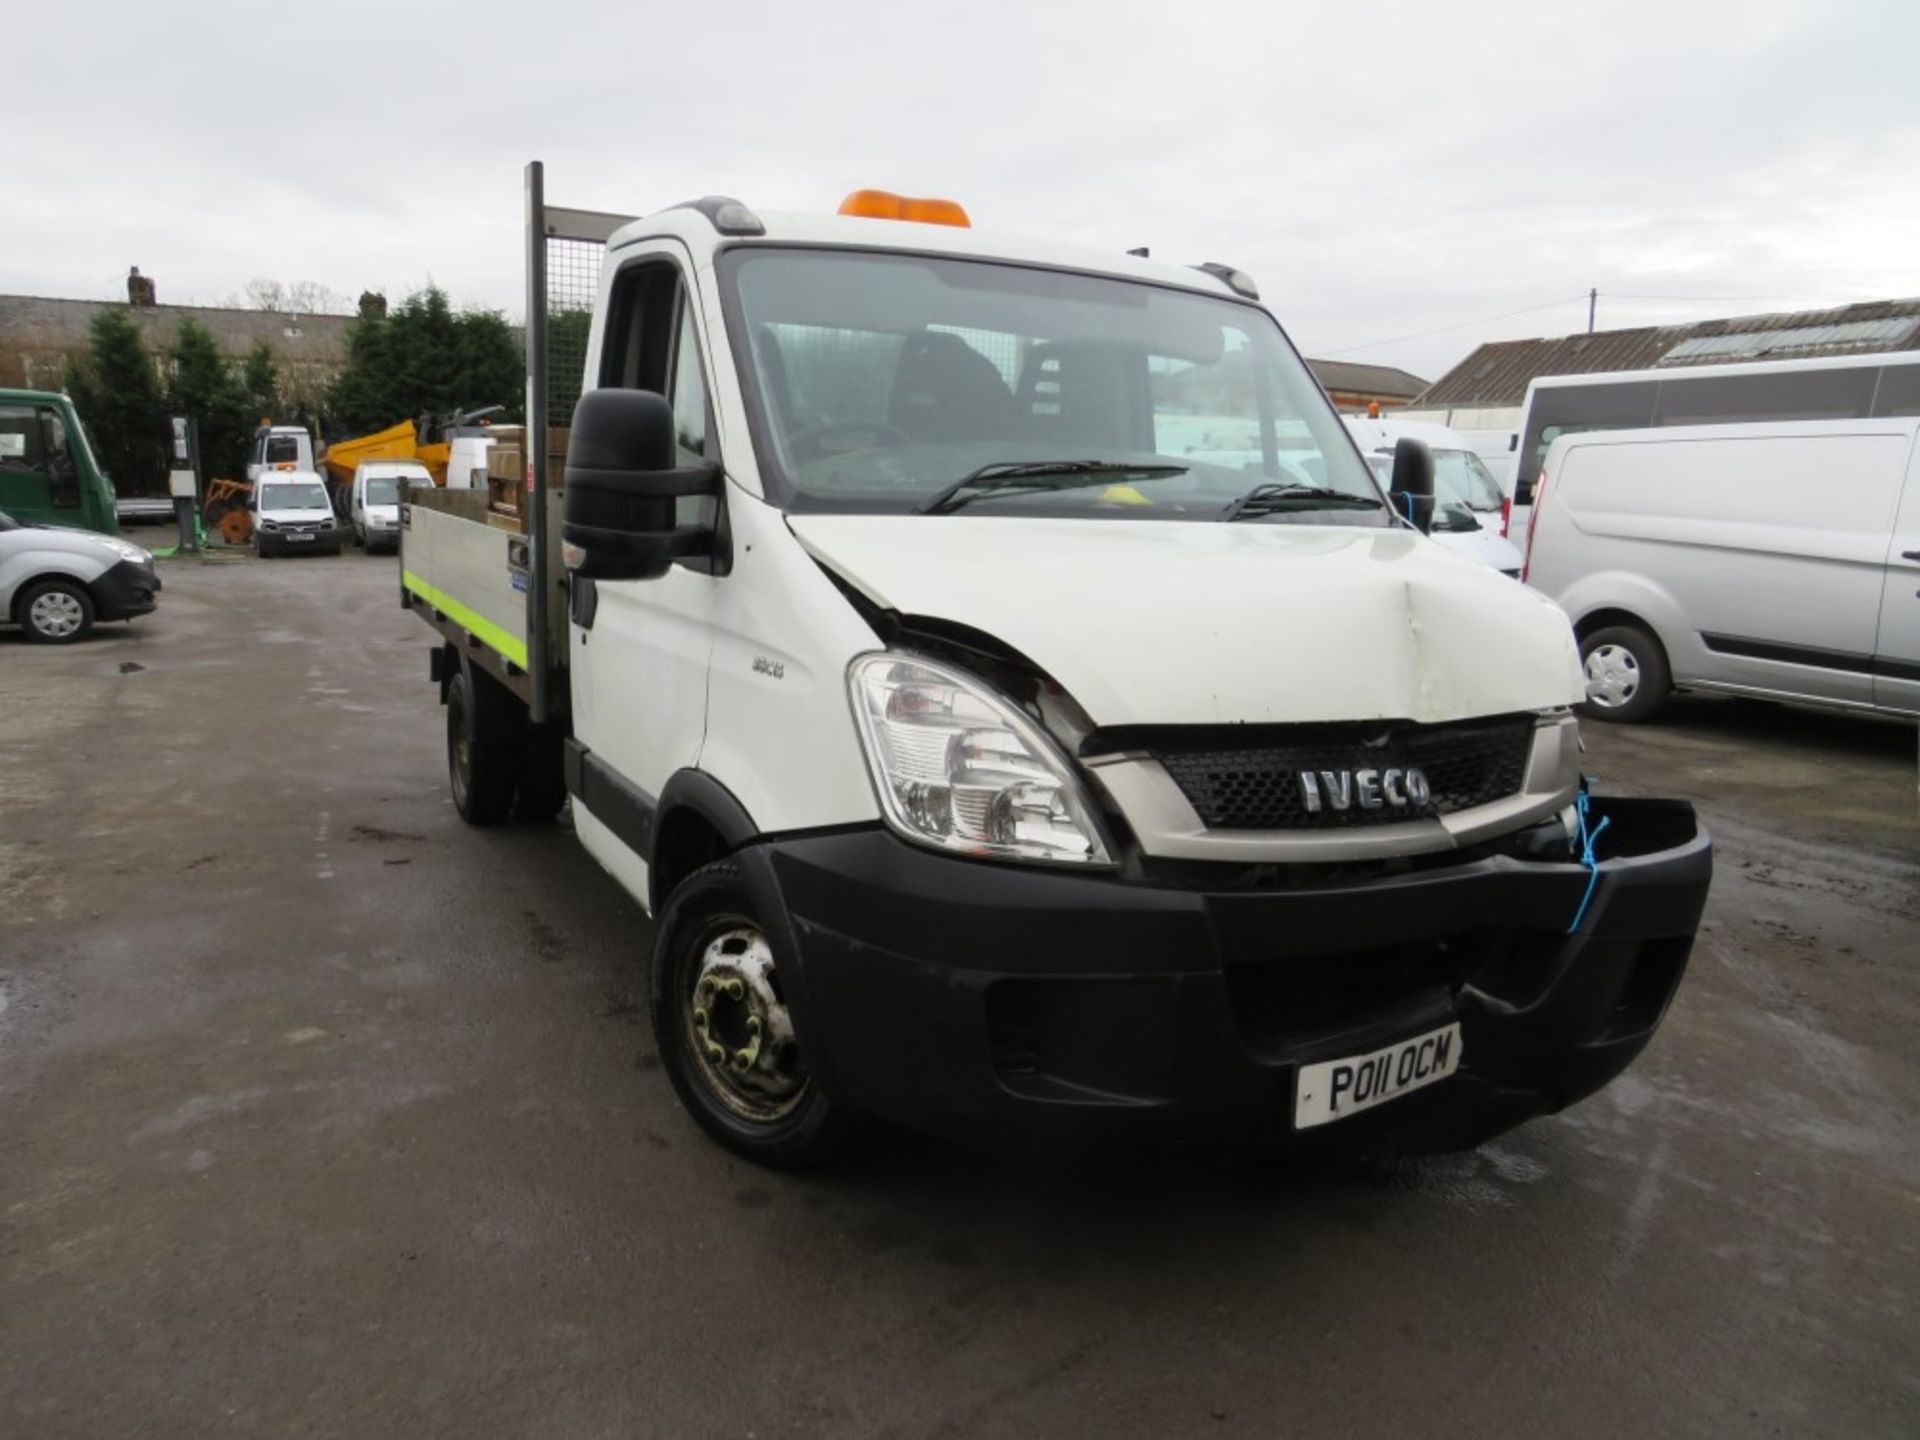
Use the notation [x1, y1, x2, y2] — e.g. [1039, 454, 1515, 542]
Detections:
[358, 290, 388, 320]
[127, 266, 156, 307]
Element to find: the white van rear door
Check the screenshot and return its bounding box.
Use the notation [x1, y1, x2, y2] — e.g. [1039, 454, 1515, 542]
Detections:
[1872, 434, 1920, 715]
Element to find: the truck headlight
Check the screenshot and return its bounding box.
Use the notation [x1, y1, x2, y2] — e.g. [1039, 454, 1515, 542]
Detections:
[849, 653, 1112, 866]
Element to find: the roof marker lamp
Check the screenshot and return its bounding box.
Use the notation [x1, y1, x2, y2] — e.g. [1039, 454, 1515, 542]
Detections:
[848, 654, 1111, 865]
[838, 190, 972, 227]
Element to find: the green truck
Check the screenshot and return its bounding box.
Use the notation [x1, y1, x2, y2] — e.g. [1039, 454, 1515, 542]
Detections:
[0, 389, 121, 534]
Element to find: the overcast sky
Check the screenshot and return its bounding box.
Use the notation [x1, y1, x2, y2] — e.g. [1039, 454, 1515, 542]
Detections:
[11, 0, 1918, 382]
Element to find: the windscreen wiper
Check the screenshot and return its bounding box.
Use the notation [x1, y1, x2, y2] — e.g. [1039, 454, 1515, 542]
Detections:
[916, 460, 1187, 515]
[1221, 483, 1386, 522]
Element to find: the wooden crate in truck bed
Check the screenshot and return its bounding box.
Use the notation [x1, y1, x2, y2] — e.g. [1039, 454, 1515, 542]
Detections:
[483, 427, 570, 523]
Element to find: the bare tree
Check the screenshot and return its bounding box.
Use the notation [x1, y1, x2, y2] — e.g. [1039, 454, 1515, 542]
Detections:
[287, 280, 348, 315]
[244, 279, 350, 315]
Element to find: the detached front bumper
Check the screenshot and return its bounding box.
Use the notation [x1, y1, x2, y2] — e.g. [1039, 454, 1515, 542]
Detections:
[740, 797, 1711, 1155]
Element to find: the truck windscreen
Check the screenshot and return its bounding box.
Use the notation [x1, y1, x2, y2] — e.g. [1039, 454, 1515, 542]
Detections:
[722, 249, 1384, 523]
[260, 482, 328, 509]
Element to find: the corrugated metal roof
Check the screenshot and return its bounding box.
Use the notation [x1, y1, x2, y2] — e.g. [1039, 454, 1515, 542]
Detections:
[1305, 358, 1430, 399]
[1415, 297, 1920, 407]
[1659, 317, 1919, 363]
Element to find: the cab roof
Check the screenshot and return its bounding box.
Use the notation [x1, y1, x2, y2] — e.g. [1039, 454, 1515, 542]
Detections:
[607, 206, 1252, 303]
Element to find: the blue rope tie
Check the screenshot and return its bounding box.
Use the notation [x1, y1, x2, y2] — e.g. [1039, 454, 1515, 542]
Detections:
[1566, 787, 1610, 934]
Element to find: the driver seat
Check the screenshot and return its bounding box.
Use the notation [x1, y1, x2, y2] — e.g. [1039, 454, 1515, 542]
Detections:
[887, 332, 1018, 444]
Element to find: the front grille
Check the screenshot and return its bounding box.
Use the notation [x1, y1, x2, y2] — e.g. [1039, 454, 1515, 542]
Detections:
[1121, 715, 1533, 830]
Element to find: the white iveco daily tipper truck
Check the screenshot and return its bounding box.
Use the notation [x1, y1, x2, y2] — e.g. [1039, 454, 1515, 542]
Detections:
[398, 166, 1712, 1167]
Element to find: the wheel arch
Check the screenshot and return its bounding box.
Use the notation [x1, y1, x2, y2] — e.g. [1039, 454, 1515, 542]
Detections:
[1572, 606, 1676, 682]
[10, 570, 98, 624]
[651, 769, 761, 914]
[1572, 605, 1659, 644]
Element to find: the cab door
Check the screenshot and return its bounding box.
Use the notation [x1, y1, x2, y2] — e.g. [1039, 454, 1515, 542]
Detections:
[0, 401, 95, 530]
[0, 402, 53, 523]
[1873, 434, 1920, 714]
[568, 244, 721, 893]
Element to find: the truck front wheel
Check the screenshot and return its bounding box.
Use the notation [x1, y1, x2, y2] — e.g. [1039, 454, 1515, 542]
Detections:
[651, 861, 847, 1168]
[446, 667, 518, 824]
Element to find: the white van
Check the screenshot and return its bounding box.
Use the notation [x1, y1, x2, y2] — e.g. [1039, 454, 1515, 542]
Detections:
[1453, 429, 1518, 494]
[396, 170, 1713, 1167]
[251, 471, 341, 556]
[1524, 418, 1920, 721]
[1346, 417, 1523, 576]
[246, 424, 316, 482]
[1507, 352, 1920, 556]
[350, 460, 431, 551]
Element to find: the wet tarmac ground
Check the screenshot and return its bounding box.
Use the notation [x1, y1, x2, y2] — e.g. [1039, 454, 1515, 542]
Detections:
[3, 551, 1916, 1437]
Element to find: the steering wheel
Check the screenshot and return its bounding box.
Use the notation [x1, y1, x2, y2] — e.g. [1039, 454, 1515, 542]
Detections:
[784, 420, 913, 466]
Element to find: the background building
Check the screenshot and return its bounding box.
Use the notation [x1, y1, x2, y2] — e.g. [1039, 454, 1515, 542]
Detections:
[0, 268, 361, 402]
[1305, 358, 1429, 412]
[1401, 296, 1920, 432]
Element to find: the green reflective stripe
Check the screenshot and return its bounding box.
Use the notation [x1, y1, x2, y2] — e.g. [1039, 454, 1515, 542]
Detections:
[403, 571, 528, 670]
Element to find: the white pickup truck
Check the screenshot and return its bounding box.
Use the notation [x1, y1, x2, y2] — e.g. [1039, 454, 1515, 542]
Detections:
[399, 167, 1712, 1167]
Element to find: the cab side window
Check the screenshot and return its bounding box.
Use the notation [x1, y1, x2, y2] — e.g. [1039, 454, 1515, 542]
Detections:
[0, 403, 74, 513]
[670, 299, 710, 462]
[42, 408, 79, 508]
[601, 260, 718, 535]
[0, 405, 46, 474]
[599, 262, 679, 394]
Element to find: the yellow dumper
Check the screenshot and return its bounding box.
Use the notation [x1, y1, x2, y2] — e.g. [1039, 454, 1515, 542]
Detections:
[320, 419, 421, 490]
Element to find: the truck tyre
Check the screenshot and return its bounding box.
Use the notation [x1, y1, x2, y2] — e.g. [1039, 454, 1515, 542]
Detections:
[1578, 623, 1671, 723]
[17, 579, 96, 644]
[446, 667, 518, 824]
[651, 861, 848, 1168]
[513, 729, 569, 822]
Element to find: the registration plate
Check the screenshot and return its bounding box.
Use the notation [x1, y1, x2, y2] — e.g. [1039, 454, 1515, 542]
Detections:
[286, 532, 314, 542]
[1294, 1022, 1462, 1130]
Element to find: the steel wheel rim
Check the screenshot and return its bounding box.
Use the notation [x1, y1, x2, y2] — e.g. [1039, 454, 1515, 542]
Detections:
[681, 920, 808, 1123]
[28, 590, 84, 638]
[1585, 643, 1640, 708]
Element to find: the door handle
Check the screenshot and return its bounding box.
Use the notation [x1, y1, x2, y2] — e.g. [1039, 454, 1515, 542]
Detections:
[1903, 549, 1920, 562]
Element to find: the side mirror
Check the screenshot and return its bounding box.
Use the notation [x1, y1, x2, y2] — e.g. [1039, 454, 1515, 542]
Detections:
[1387, 437, 1436, 535]
[562, 389, 721, 581]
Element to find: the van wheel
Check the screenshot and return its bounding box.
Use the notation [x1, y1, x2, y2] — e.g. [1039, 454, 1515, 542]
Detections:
[651, 861, 848, 1168]
[18, 579, 96, 644]
[1579, 624, 1670, 723]
[446, 667, 518, 823]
